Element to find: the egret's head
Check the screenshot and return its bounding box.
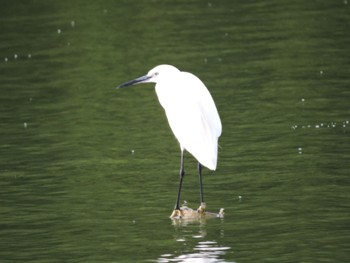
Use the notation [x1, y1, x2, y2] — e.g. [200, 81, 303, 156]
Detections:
[147, 64, 180, 82]
[117, 64, 180, 88]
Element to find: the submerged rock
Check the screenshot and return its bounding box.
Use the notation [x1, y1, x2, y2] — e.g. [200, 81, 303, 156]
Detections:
[170, 202, 224, 220]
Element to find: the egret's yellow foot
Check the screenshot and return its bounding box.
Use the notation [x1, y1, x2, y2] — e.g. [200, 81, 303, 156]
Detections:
[197, 202, 206, 215]
[218, 208, 225, 218]
[170, 209, 183, 218]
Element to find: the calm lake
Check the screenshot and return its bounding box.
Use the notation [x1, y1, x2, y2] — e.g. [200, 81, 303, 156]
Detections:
[1, 1, 349, 262]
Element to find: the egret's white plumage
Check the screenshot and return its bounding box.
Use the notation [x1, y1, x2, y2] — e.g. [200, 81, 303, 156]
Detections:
[117, 64, 222, 216]
[148, 65, 221, 170]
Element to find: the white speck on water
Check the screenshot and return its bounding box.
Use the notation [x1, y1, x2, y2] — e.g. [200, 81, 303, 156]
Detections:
[289, 122, 349, 130]
[28, 54, 31, 59]
[344, 0, 348, 4]
[14, 54, 18, 59]
[131, 149, 135, 154]
[4, 57, 8, 62]
[23, 122, 28, 128]
[320, 70, 323, 75]
[298, 147, 303, 154]
[208, 3, 212, 7]
[301, 98, 305, 102]
[204, 58, 208, 63]
[70, 20, 75, 27]
[238, 195, 242, 201]
[57, 29, 61, 34]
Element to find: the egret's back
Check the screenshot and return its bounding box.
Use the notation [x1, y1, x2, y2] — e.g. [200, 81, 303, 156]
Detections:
[155, 70, 221, 170]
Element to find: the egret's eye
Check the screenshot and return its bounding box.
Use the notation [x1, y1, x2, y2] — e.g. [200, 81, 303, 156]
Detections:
[154, 72, 159, 76]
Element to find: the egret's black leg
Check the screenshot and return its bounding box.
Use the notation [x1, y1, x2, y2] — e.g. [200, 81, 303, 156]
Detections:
[198, 162, 204, 204]
[175, 150, 185, 210]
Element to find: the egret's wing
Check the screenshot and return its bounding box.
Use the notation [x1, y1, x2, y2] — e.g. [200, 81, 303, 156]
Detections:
[162, 72, 221, 170]
[181, 72, 222, 139]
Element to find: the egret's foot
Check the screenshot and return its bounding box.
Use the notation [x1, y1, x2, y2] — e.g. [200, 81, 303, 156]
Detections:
[170, 209, 183, 219]
[197, 202, 206, 215]
[218, 208, 225, 218]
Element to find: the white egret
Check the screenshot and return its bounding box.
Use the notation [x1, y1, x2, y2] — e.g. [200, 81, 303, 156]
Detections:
[117, 65, 222, 218]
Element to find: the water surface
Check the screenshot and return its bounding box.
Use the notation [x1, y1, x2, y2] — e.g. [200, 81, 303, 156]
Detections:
[1, 1, 349, 262]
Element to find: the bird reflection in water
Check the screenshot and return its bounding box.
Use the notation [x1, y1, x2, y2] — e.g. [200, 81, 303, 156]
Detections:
[153, 202, 231, 263]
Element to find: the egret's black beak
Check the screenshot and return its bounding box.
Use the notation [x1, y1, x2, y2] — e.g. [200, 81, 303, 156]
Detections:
[117, 75, 152, 89]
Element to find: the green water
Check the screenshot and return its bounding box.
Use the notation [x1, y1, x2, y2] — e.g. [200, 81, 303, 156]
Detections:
[1, 1, 349, 262]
